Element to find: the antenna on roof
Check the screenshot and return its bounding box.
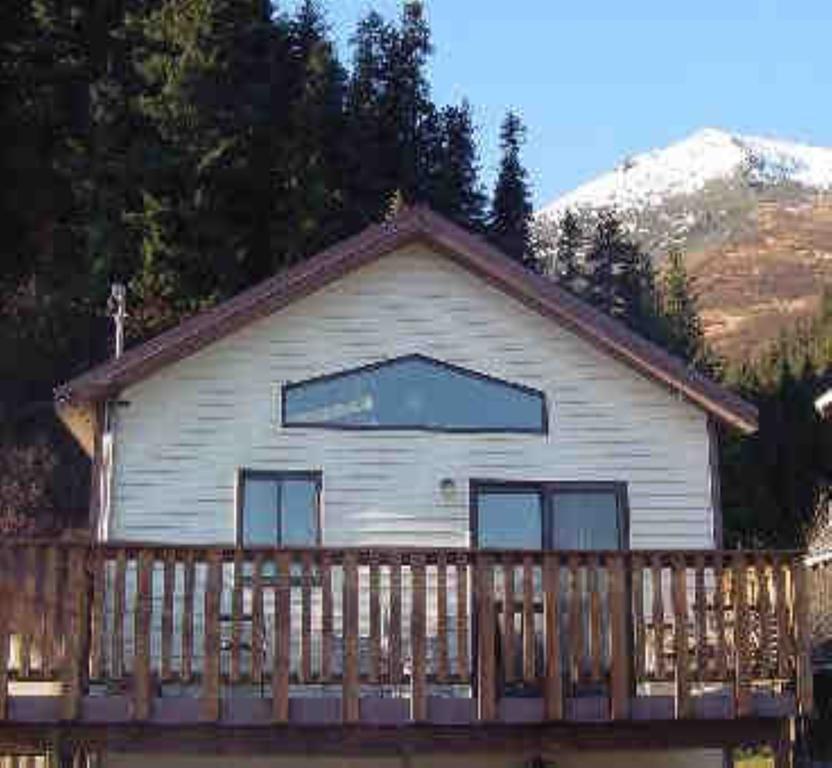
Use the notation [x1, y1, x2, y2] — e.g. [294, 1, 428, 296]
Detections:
[107, 283, 127, 359]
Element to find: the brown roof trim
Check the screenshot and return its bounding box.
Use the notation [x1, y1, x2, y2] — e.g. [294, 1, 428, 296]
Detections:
[55, 205, 758, 433]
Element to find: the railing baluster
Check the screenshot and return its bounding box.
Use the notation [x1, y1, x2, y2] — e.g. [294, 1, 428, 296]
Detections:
[713, 554, 727, 680]
[456, 554, 469, 682]
[273, 552, 290, 723]
[502, 555, 515, 685]
[201, 551, 221, 722]
[476, 554, 496, 722]
[132, 550, 153, 721]
[588, 554, 602, 684]
[756, 554, 772, 676]
[47, 545, 66, 679]
[609, 553, 630, 720]
[300, 551, 313, 685]
[672, 555, 690, 719]
[230, 549, 243, 684]
[543, 553, 562, 720]
[320, 552, 332, 682]
[61, 546, 87, 721]
[342, 551, 359, 723]
[651, 555, 665, 681]
[20, 545, 37, 678]
[632, 554, 645, 683]
[522, 555, 535, 685]
[251, 553, 264, 685]
[369, 554, 381, 685]
[411, 554, 427, 722]
[693, 554, 707, 680]
[774, 557, 790, 679]
[389, 553, 402, 685]
[733, 553, 751, 717]
[567, 554, 581, 687]
[112, 550, 127, 681]
[794, 559, 814, 716]
[181, 551, 195, 684]
[160, 550, 175, 682]
[436, 552, 448, 683]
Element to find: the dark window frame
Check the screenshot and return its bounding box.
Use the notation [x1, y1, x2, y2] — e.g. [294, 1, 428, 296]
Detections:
[235, 469, 323, 548]
[281, 353, 549, 434]
[469, 479, 630, 551]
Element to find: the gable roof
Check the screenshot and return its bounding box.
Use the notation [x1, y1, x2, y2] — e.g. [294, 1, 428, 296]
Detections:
[55, 205, 758, 433]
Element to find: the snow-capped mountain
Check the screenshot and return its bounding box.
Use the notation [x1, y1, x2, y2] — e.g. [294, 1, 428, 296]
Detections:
[539, 128, 832, 220]
[536, 129, 832, 360]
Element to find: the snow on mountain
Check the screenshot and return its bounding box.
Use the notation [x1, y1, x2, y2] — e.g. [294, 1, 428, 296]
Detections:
[538, 128, 832, 219]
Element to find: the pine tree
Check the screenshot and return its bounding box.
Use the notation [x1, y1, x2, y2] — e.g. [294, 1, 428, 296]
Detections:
[583, 211, 619, 314]
[554, 210, 583, 295]
[660, 250, 706, 364]
[489, 111, 534, 268]
[426, 101, 485, 228]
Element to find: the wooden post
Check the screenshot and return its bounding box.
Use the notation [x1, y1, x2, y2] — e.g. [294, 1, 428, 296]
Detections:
[774, 557, 791, 680]
[793, 558, 814, 716]
[230, 549, 243, 684]
[651, 555, 665, 680]
[201, 551, 222, 722]
[61, 546, 88, 721]
[369, 554, 381, 684]
[132, 549, 153, 721]
[389, 553, 402, 684]
[300, 551, 313, 685]
[251, 552, 264, 685]
[632, 554, 645, 683]
[502, 556, 515, 685]
[456, 554, 469, 682]
[476, 555, 496, 722]
[733, 553, 751, 717]
[181, 551, 195, 684]
[43, 545, 61, 678]
[342, 551, 360, 723]
[273, 552, 291, 723]
[160, 551, 175, 682]
[436, 552, 448, 683]
[588, 554, 602, 684]
[609, 553, 630, 720]
[567, 554, 582, 686]
[411, 554, 427, 722]
[672, 554, 690, 719]
[320, 552, 332, 682]
[0, 546, 9, 721]
[522, 555, 535, 685]
[713, 554, 728, 680]
[543, 553, 562, 721]
[112, 550, 127, 680]
[693, 553, 707, 679]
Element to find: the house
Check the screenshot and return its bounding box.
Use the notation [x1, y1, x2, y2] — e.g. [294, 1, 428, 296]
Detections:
[0, 206, 810, 767]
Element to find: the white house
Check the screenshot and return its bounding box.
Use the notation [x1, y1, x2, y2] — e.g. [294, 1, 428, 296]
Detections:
[2, 206, 808, 768]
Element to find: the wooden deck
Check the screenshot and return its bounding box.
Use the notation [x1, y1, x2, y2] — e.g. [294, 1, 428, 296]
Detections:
[0, 542, 813, 736]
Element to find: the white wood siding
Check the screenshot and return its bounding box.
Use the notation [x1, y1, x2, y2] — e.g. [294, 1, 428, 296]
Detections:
[109, 244, 716, 549]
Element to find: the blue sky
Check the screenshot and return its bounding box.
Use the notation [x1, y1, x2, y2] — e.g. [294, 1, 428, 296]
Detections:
[285, 1, 831, 208]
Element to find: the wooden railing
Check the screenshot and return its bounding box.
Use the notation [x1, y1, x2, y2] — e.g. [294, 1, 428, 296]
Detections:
[0, 543, 813, 725]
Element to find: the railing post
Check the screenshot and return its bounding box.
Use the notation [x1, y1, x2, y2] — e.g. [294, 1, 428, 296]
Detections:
[609, 553, 630, 720]
[61, 546, 89, 721]
[476, 554, 496, 722]
[273, 552, 291, 723]
[732, 552, 751, 717]
[794, 557, 814, 716]
[411, 553, 427, 722]
[543, 553, 562, 721]
[132, 549, 153, 721]
[672, 554, 691, 719]
[342, 551, 360, 723]
[201, 550, 222, 722]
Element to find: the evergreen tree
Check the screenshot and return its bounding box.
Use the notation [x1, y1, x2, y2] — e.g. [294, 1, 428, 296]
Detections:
[660, 250, 708, 366]
[553, 210, 583, 295]
[489, 111, 534, 268]
[583, 211, 620, 315]
[426, 101, 485, 228]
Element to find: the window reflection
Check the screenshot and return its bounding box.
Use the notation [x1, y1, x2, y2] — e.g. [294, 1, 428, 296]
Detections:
[283, 355, 546, 432]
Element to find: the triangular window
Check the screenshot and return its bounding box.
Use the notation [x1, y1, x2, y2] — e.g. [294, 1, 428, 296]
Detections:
[282, 354, 547, 433]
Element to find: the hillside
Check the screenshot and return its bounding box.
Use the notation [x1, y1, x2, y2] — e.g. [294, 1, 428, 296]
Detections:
[536, 129, 832, 360]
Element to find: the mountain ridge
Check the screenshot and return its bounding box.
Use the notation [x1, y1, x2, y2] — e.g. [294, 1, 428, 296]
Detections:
[536, 128, 832, 360]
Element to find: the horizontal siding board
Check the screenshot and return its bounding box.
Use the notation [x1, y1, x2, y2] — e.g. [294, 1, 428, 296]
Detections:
[109, 245, 714, 549]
